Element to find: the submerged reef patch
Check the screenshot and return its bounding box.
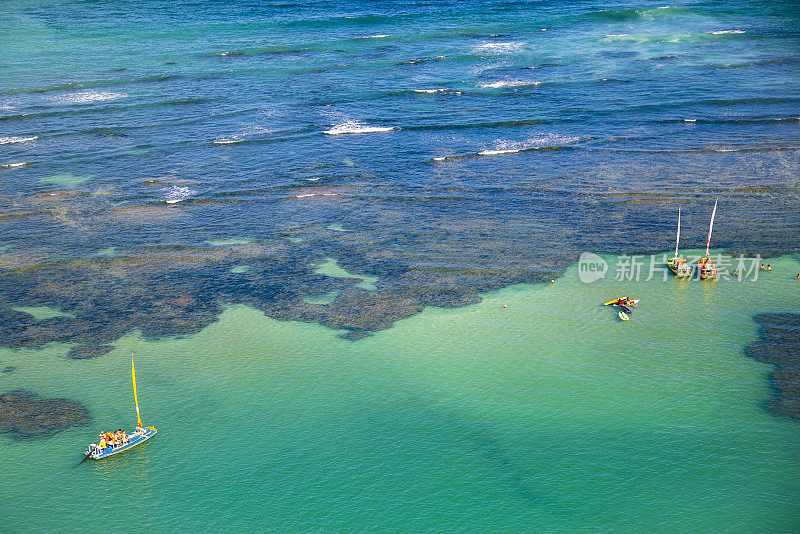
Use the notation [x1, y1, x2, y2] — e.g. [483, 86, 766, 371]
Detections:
[68, 344, 115, 359]
[1, 155, 799, 347]
[0, 390, 91, 438]
[747, 313, 800, 420]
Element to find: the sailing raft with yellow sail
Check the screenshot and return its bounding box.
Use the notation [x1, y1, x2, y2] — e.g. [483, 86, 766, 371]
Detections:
[84, 358, 157, 460]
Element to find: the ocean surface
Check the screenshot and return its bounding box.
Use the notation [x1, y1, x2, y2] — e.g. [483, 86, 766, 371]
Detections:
[1, 0, 800, 532]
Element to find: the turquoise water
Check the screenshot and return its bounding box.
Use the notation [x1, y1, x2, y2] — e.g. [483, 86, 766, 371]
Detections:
[1, 254, 799, 532]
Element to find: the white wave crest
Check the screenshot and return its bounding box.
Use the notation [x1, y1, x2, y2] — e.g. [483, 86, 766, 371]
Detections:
[471, 41, 524, 55]
[356, 34, 389, 39]
[684, 119, 697, 122]
[213, 126, 273, 145]
[0, 162, 32, 169]
[164, 186, 196, 204]
[478, 134, 579, 156]
[0, 136, 38, 144]
[479, 79, 540, 89]
[324, 121, 395, 135]
[213, 137, 243, 145]
[712, 29, 746, 35]
[292, 193, 343, 199]
[52, 90, 127, 105]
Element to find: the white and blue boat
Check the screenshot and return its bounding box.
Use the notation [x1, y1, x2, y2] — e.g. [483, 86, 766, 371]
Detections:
[83, 358, 157, 460]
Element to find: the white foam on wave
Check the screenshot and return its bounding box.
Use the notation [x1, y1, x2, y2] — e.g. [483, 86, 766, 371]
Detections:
[479, 79, 540, 89]
[478, 134, 579, 156]
[292, 193, 343, 199]
[0, 136, 38, 144]
[412, 88, 462, 95]
[712, 29, 746, 35]
[471, 41, 524, 55]
[52, 90, 127, 105]
[0, 162, 32, 169]
[356, 34, 389, 39]
[213, 137, 243, 145]
[324, 121, 395, 135]
[164, 186, 196, 204]
[684, 119, 697, 122]
[213, 125, 273, 145]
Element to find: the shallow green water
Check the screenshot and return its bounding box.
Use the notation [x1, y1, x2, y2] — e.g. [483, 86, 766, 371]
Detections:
[11, 305, 75, 320]
[1, 254, 799, 533]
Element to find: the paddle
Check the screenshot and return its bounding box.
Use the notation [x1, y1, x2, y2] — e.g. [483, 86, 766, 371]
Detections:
[74, 451, 92, 468]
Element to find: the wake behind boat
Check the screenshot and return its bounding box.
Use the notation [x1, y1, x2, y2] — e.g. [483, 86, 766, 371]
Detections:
[83, 358, 157, 461]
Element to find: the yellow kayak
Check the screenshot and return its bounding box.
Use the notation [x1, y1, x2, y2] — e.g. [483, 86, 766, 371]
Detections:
[604, 298, 639, 307]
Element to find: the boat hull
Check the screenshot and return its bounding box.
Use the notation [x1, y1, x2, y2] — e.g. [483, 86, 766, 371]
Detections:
[698, 257, 717, 279]
[88, 427, 157, 460]
[667, 257, 691, 277]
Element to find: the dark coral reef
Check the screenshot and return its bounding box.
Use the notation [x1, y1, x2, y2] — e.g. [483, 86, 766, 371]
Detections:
[747, 313, 800, 420]
[0, 390, 91, 438]
[1, 158, 799, 347]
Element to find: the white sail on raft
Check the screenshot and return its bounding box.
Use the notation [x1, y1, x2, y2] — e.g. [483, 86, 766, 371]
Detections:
[667, 208, 691, 277]
[698, 199, 719, 279]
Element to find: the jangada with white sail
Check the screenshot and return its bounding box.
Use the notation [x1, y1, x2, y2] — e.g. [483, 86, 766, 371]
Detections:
[697, 199, 719, 279]
[667, 208, 691, 277]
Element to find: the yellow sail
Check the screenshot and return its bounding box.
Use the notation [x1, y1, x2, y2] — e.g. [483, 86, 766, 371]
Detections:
[132, 357, 142, 428]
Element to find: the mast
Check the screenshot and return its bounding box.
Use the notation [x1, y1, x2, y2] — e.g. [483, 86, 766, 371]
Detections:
[705, 199, 718, 257]
[132, 357, 143, 428]
[674, 208, 681, 259]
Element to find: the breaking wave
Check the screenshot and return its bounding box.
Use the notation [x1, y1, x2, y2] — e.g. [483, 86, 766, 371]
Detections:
[0, 162, 33, 169]
[433, 134, 580, 161]
[214, 126, 273, 145]
[164, 186, 196, 204]
[50, 90, 127, 105]
[324, 121, 395, 135]
[0, 136, 38, 144]
[291, 192, 344, 199]
[471, 41, 525, 55]
[478, 134, 580, 156]
[478, 79, 540, 89]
